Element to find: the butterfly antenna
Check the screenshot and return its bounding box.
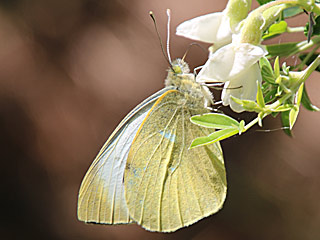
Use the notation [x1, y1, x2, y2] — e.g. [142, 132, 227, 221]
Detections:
[182, 42, 207, 61]
[166, 9, 172, 64]
[149, 11, 173, 69]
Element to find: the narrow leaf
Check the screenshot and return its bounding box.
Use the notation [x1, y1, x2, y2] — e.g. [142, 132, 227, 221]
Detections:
[282, 62, 289, 75]
[231, 96, 261, 112]
[264, 87, 277, 103]
[260, 57, 276, 84]
[273, 104, 294, 112]
[190, 113, 240, 129]
[301, 85, 320, 111]
[239, 120, 245, 135]
[256, 0, 275, 5]
[283, 7, 303, 18]
[258, 112, 263, 127]
[299, 53, 320, 72]
[289, 105, 299, 129]
[190, 128, 239, 149]
[256, 82, 265, 108]
[271, 111, 279, 118]
[281, 110, 292, 136]
[266, 41, 304, 57]
[295, 83, 304, 105]
[274, 56, 280, 77]
[275, 75, 282, 84]
[276, 85, 283, 96]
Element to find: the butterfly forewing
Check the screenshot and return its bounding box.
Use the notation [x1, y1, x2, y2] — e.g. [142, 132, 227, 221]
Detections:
[77, 88, 172, 224]
[124, 90, 227, 232]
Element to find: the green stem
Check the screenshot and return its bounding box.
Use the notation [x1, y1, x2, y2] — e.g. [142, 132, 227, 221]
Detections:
[258, 0, 320, 15]
[287, 26, 305, 33]
[243, 89, 294, 132]
[243, 54, 320, 133]
[296, 54, 320, 86]
[269, 94, 291, 109]
[241, 0, 320, 44]
[296, 43, 320, 70]
[297, 37, 320, 52]
[303, 54, 320, 73]
[243, 117, 259, 132]
[286, 36, 320, 57]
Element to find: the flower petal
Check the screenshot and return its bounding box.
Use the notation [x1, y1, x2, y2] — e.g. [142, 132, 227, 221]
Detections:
[196, 43, 266, 83]
[221, 63, 262, 113]
[229, 43, 267, 77]
[196, 44, 235, 82]
[176, 12, 232, 44]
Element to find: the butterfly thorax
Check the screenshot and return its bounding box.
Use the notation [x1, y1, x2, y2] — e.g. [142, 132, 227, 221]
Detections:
[165, 59, 213, 108]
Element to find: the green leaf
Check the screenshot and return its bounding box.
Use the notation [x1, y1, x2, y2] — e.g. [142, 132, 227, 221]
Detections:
[282, 62, 290, 75]
[263, 21, 288, 40]
[283, 7, 303, 18]
[273, 104, 294, 112]
[262, 81, 269, 90]
[266, 41, 304, 57]
[299, 53, 320, 72]
[259, 57, 276, 84]
[264, 86, 278, 103]
[231, 97, 261, 112]
[258, 112, 263, 127]
[275, 75, 282, 84]
[256, 0, 275, 5]
[295, 83, 304, 105]
[271, 111, 279, 118]
[239, 120, 245, 135]
[304, 15, 320, 38]
[190, 113, 240, 129]
[190, 128, 239, 149]
[301, 85, 320, 111]
[289, 105, 299, 129]
[276, 85, 283, 96]
[281, 110, 292, 136]
[256, 82, 265, 108]
[274, 56, 280, 77]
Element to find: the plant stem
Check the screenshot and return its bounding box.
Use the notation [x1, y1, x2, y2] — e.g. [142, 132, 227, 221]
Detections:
[296, 54, 320, 86]
[296, 43, 320, 70]
[241, 0, 320, 44]
[287, 26, 305, 33]
[243, 117, 259, 132]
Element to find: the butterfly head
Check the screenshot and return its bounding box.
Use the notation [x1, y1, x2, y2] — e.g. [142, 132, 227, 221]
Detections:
[170, 58, 190, 75]
[165, 59, 213, 108]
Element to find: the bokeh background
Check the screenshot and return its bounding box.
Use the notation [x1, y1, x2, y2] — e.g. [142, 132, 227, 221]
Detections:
[0, 0, 320, 239]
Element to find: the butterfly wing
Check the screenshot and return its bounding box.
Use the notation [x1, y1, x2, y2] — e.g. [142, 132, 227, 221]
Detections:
[78, 87, 173, 224]
[124, 90, 227, 232]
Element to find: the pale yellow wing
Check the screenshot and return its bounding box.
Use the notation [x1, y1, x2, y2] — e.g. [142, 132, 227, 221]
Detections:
[78, 88, 172, 224]
[124, 90, 227, 232]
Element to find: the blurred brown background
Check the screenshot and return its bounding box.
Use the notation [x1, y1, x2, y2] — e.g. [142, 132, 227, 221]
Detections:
[0, 0, 319, 239]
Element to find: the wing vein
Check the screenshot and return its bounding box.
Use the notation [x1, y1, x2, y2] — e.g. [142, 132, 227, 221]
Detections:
[134, 106, 180, 224]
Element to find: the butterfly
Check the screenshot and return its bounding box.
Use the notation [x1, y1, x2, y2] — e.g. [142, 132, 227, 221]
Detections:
[77, 58, 227, 232]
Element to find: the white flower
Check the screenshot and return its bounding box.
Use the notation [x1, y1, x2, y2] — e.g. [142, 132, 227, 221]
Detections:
[197, 43, 267, 113]
[176, 0, 267, 113]
[176, 11, 233, 50]
[176, 0, 252, 50]
[221, 63, 262, 113]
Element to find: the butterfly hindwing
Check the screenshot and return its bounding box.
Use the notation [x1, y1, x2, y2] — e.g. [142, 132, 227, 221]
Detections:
[77, 88, 173, 224]
[124, 90, 227, 232]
